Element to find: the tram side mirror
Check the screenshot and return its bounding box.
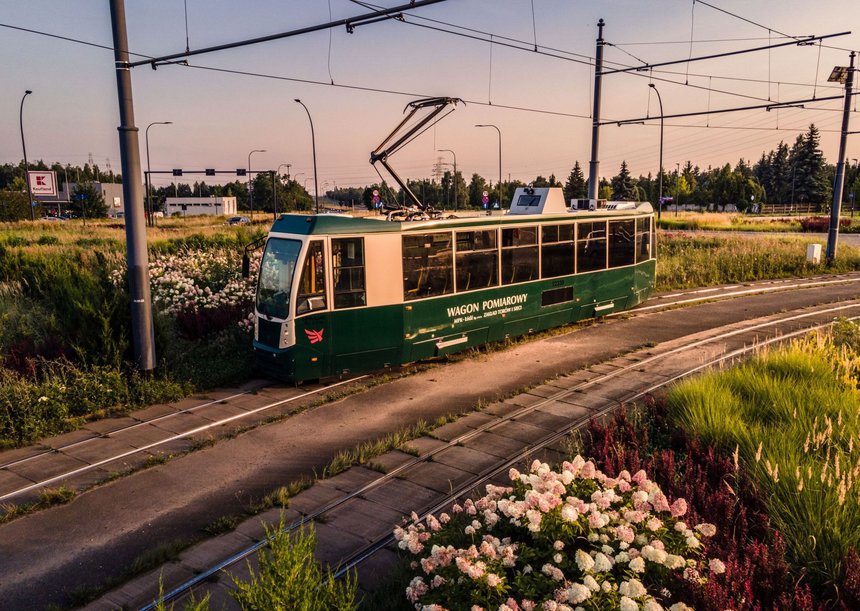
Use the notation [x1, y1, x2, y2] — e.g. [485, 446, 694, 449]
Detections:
[242, 254, 251, 279]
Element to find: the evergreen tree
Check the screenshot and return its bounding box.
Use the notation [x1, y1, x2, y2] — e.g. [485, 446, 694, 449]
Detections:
[70, 182, 107, 218]
[564, 161, 587, 202]
[610, 161, 638, 200]
[789, 124, 830, 206]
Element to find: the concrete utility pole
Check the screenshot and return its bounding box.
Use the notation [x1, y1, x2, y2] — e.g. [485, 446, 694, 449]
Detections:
[20, 90, 35, 220]
[826, 51, 855, 265]
[587, 19, 605, 201]
[110, 0, 156, 372]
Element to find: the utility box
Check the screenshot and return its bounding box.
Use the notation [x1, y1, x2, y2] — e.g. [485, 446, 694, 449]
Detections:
[806, 243, 822, 265]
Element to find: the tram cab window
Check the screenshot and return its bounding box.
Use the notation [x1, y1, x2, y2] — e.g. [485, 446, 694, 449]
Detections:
[576, 221, 607, 273]
[608, 219, 636, 268]
[332, 237, 366, 309]
[403, 233, 453, 300]
[296, 240, 327, 315]
[455, 229, 498, 292]
[256, 238, 302, 320]
[541, 223, 575, 279]
[636, 217, 653, 262]
[502, 227, 538, 285]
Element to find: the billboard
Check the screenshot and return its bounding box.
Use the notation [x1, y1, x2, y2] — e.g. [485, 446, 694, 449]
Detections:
[28, 171, 58, 197]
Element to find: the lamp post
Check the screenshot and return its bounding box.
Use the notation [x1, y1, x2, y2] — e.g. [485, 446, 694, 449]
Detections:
[20, 90, 35, 220]
[145, 121, 172, 226]
[294, 99, 319, 213]
[248, 148, 266, 220]
[437, 149, 457, 210]
[475, 124, 502, 210]
[648, 83, 664, 220]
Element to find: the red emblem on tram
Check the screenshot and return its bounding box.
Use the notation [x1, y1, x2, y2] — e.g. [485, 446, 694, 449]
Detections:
[305, 328, 324, 344]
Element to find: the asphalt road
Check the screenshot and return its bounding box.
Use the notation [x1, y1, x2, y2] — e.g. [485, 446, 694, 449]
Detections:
[1, 279, 859, 609]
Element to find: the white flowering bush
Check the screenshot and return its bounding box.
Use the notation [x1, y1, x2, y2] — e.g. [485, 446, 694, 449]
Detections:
[393, 456, 724, 611]
[111, 249, 260, 334]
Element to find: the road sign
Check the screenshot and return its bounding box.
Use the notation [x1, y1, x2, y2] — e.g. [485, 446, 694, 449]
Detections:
[28, 171, 57, 196]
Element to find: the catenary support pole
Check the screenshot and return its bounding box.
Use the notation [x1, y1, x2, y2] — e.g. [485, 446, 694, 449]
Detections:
[826, 51, 855, 265]
[110, 0, 156, 371]
[587, 19, 605, 201]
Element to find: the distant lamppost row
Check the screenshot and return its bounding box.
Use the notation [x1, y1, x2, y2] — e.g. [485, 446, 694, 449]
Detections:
[294, 99, 320, 213]
[19, 90, 35, 221]
[437, 149, 457, 210]
[248, 148, 266, 219]
[145, 121, 172, 227]
[648, 83, 664, 220]
[475, 124, 502, 209]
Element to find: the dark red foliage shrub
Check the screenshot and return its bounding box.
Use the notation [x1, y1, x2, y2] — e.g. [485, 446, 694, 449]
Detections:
[173, 304, 247, 340]
[579, 399, 842, 610]
[2, 336, 72, 378]
[799, 216, 851, 232]
[839, 548, 860, 610]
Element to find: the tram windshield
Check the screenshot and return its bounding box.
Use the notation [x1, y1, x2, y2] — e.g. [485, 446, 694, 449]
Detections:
[256, 238, 302, 319]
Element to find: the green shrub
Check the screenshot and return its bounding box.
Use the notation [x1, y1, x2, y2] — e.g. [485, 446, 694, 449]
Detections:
[230, 519, 358, 611]
[36, 235, 60, 246]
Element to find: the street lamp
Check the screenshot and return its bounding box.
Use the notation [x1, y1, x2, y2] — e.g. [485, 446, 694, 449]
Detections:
[248, 148, 266, 219]
[475, 124, 502, 210]
[648, 83, 664, 220]
[294, 99, 319, 213]
[437, 149, 457, 210]
[20, 90, 35, 220]
[145, 121, 172, 226]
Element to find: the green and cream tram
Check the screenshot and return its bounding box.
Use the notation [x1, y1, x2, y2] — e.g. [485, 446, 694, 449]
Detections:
[253, 187, 655, 383]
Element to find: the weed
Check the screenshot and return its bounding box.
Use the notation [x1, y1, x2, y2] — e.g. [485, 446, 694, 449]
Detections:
[203, 514, 240, 536]
[229, 519, 358, 611]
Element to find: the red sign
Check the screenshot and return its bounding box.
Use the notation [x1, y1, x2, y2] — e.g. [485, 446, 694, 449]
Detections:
[28, 171, 57, 197]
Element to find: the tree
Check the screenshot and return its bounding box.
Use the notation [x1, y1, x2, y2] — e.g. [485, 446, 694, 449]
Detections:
[610, 161, 638, 200]
[467, 173, 488, 208]
[564, 162, 587, 202]
[789, 124, 830, 206]
[70, 182, 107, 218]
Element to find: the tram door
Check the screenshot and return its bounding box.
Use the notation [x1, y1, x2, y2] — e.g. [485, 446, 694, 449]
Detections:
[293, 240, 330, 380]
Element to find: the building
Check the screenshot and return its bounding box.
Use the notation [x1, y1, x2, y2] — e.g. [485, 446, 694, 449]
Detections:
[39, 181, 123, 215]
[165, 196, 238, 217]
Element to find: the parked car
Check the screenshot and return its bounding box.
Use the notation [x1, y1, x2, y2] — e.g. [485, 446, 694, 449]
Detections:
[227, 216, 251, 225]
[41, 216, 65, 222]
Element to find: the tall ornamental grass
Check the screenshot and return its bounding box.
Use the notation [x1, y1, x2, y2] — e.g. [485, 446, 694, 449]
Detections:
[656, 232, 860, 290]
[667, 323, 860, 591]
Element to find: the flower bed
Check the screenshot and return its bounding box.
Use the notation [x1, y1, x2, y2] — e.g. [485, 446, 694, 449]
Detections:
[394, 457, 724, 610]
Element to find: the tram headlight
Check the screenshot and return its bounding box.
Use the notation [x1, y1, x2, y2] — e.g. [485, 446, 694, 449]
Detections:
[254, 316, 259, 341]
[281, 324, 291, 349]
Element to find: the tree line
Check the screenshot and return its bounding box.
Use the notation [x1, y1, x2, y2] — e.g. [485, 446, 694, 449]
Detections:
[2, 123, 859, 220]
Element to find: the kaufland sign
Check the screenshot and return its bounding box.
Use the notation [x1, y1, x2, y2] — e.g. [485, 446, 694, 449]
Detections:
[28, 171, 57, 197]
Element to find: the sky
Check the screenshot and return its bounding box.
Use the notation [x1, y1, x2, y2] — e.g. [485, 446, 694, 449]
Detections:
[1, 0, 858, 194]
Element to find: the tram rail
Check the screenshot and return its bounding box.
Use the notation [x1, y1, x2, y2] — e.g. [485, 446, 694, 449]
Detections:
[143, 298, 860, 610]
[1, 272, 857, 507]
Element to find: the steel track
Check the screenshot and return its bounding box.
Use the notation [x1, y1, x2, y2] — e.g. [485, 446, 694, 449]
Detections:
[2, 273, 855, 501]
[148, 299, 860, 609]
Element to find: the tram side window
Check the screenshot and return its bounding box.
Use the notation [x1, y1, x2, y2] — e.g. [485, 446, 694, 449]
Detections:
[576, 221, 607, 273]
[296, 240, 327, 315]
[541, 223, 575, 279]
[456, 229, 499, 292]
[403, 233, 453, 300]
[332, 237, 366, 309]
[608, 219, 636, 268]
[501, 227, 538, 285]
[635, 217, 653, 262]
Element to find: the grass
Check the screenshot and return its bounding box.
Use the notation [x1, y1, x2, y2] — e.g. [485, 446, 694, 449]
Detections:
[657, 231, 860, 290]
[0, 485, 77, 524]
[666, 322, 860, 590]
